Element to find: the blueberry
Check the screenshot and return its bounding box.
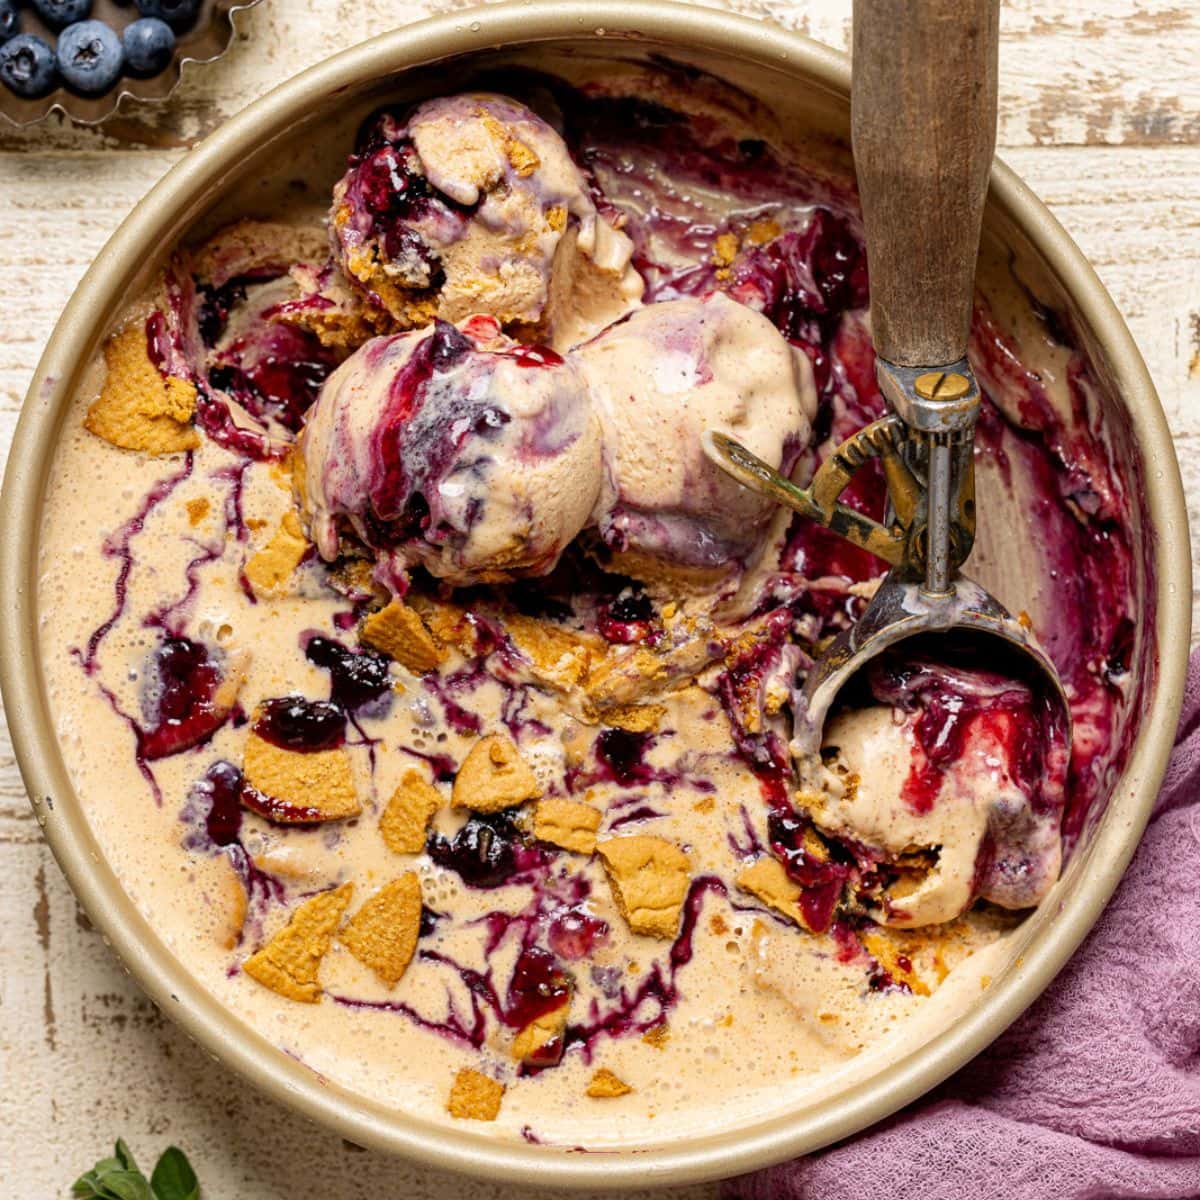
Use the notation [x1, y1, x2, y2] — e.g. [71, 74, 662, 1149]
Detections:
[123, 17, 174, 75]
[0, 33, 57, 97]
[30, 0, 92, 30]
[0, 1, 18, 45]
[57, 19, 123, 95]
[135, 0, 201, 31]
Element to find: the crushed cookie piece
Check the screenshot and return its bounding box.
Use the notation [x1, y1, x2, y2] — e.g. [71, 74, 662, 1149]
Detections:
[745, 218, 781, 245]
[186, 497, 211, 526]
[360, 598, 447, 673]
[380, 771, 442, 854]
[597, 836, 691, 939]
[602, 703, 666, 733]
[546, 205, 568, 232]
[215, 856, 248, 950]
[452, 733, 542, 813]
[244, 510, 309, 598]
[242, 730, 360, 822]
[504, 613, 593, 691]
[736, 857, 818, 932]
[586, 1068, 633, 1098]
[863, 931, 931, 996]
[512, 1000, 569, 1065]
[340, 873, 422, 986]
[408, 594, 479, 656]
[447, 1068, 505, 1121]
[692, 796, 716, 814]
[641, 1023, 670, 1048]
[709, 913, 729, 936]
[85, 323, 199, 454]
[242, 883, 353, 1002]
[711, 231, 739, 266]
[533, 797, 602, 855]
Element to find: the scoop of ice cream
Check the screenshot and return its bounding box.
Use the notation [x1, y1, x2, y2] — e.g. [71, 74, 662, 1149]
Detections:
[330, 93, 643, 346]
[301, 317, 603, 587]
[574, 292, 816, 585]
[805, 656, 1068, 927]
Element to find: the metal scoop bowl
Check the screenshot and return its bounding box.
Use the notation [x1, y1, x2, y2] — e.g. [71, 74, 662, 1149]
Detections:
[702, 423, 1073, 761]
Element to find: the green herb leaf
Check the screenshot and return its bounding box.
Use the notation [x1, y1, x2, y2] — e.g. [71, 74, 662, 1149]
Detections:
[150, 1147, 199, 1200]
[71, 1170, 106, 1198]
[90, 1170, 155, 1200]
[115, 1141, 140, 1175]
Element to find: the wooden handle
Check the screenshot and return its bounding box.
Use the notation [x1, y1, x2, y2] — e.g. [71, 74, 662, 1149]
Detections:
[851, 0, 1000, 367]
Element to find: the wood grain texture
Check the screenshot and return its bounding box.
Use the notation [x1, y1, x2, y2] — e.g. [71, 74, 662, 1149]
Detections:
[852, 0, 1000, 365]
[1, 2, 1197, 1196]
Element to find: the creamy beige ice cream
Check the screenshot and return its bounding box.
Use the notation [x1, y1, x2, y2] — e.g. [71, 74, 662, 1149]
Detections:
[330, 93, 643, 346]
[803, 657, 1069, 928]
[576, 292, 817, 586]
[29, 65, 1114, 1155]
[300, 316, 602, 587]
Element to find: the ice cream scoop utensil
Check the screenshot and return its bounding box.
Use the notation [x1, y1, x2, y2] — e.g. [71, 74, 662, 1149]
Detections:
[706, 0, 1071, 749]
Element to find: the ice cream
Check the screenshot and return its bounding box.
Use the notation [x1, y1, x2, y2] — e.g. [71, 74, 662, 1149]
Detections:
[801, 653, 1070, 928]
[34, 65, 1135, 1152]
[576, 292, 817, 585]
[300, 316, 602, 587]
[302, 291, 815, 593]
[330, 94, 643, 346]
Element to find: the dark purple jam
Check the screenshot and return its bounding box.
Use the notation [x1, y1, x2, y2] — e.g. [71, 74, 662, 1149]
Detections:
[253, 695, 347, 752]
[304, 635, 392, 711]
[197, 278, 249, 346]
[866, 646, 1067, 817]
[766, 808, 852, 933]
[594, 728, 655, 786]
[138, 636, 232, 761]
[597, 589, 656, 644]
[208, 321, 337, 433]
[504, 946, 571, 1029]
[546, 906, 609, 961]
[200, 759, 244, 846]
[427, 810, 544, 888]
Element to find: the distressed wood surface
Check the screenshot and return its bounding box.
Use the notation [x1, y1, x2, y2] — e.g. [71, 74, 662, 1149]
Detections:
[2, 1, 1197, 1195]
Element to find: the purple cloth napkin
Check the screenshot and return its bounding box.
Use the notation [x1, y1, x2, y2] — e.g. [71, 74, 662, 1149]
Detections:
[725, 652, 1200, 1200]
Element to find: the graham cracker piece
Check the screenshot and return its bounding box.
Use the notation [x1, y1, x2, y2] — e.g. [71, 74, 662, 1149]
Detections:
[242, 729, 360, 822]
[407, 594, 480, 656]
[186, 498, 211, 526]
[84, 323, 199, 454]
[446, 1068, 505, 1121]
[512, 1001, 569, 1066]
[862, 930, 932, 997]
[597, 836, 691, 939]
[586, 1068, 633, 1098]
[214, 855, 248, 951]
[380, 770, 442, 854]
[711, 231, 739, 267]
[360, 599, 447, 673]
[478, 107, 540, 177]
[736, 857, 817, 932]
[282, 261, 396, 351]
[340, 873, 423, 986]
[601, 703, 666, 733]
[452, 734, 542, 813]
[503, 613, 593, 692]
[244, 510, 309, 598]
[532, 797, 601, 855]
[641, 1023, 670, 1049]
[242, 882, 353, 1002]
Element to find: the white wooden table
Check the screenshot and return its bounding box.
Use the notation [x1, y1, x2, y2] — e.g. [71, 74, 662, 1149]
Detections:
[2, 2, 1197, 1194]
